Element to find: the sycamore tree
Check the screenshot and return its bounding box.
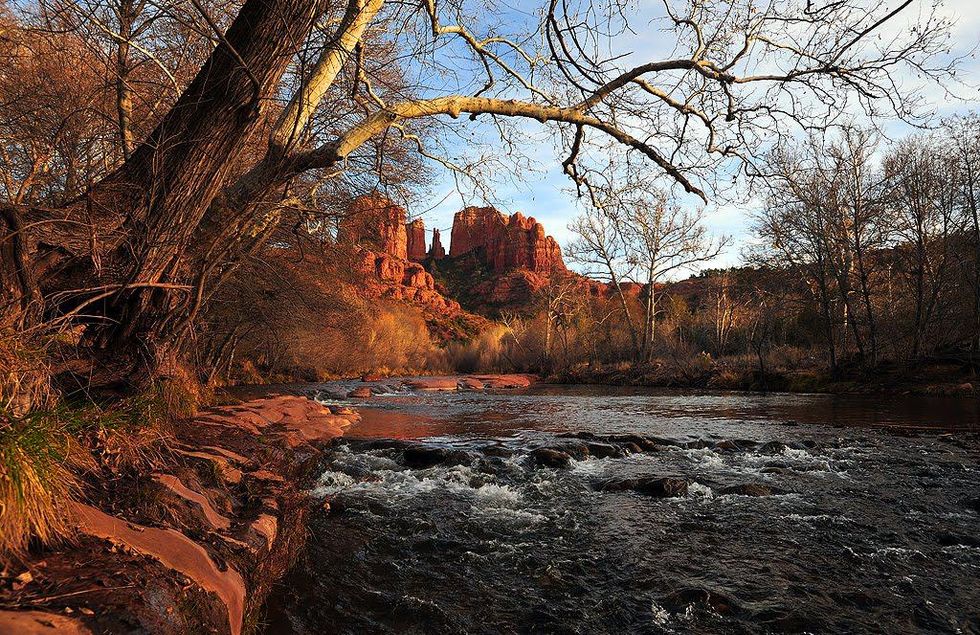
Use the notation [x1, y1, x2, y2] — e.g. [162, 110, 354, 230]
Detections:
[0, 0, 959, 395]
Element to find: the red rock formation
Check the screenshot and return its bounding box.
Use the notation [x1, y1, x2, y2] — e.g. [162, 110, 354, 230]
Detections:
[449, 206, 566, 273]
[429, 228, 446, 259]
[338, 194, 407, 259]
[406, 218, 426, 262]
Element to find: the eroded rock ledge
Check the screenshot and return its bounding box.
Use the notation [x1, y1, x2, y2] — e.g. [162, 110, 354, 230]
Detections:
[0, 395, 356, 635]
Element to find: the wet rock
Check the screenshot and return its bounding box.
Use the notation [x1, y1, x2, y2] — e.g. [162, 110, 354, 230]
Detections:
[531, 447, 572, 468]
[714, 439, 739, 451]
[936, 531, 980, 548]
[636, 477, 689, 498]
[760, 441, 788, 454]
[760, 466, 788, 475]
[622, 442, 643, 454]
[553, 441, 590, 461]
[347, 387, 373, 399]
[601, 477, 688, 498]
[584, 442, 622, 459]
[720, 483, 778, 497]
[401, 446, 471, 469]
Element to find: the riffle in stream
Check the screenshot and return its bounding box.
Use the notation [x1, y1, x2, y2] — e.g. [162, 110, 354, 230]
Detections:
[263, 384, 980, 634]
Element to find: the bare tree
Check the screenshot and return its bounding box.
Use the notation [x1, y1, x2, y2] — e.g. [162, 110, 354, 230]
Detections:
[616, 188, 728, 360]
[884, 135, 964, 359]
[946, 115, 980, 355]
[566, 185, 640, 357]
[0, 0, 960, 395]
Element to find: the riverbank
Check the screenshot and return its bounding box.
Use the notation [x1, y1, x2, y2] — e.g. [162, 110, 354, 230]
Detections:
[548, 357, 978, 396]
[0, 374, 540, 633]
[0, 395, 357, 634]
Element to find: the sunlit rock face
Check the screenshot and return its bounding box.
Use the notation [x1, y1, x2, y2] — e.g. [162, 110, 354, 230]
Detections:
[429, 228, 446, 260]
[449, 206, 566, 273]
[406, 218, 427, 262]
[338, 194, 408, 260]
[341, 195, 472, 334]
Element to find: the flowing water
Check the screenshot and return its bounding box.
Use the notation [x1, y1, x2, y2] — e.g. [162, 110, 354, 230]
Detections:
[263, 384, 980, 634]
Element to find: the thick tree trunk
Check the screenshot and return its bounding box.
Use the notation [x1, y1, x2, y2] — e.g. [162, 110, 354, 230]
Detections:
[57, 0, 331, 387]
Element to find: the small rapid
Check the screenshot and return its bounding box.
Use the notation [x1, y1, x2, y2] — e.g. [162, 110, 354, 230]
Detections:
[264, 384, 980, 634]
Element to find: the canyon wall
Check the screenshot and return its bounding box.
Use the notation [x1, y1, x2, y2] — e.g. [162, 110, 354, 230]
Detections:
[340, 194, 575, 316]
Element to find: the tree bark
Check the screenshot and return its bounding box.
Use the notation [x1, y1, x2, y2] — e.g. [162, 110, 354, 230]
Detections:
[60, 0, 331, 386]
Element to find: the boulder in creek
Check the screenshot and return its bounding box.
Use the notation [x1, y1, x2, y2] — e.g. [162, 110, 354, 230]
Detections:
[661, 587, 741, 616]
[402, 446, 448, 468]
[720, 483, 778, 497]
[584, 442, 623, 459]
[347, 387, 373, 399]
[402, 446, 472, 469]
[636, 477, 689, 498]
[530, 447, 572, 468]
[600, 477, 688, 498]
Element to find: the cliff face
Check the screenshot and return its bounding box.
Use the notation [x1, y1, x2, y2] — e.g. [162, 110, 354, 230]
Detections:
[338, 194, 408, 260]
[406, 218, 426, 262]
[339, 195, 573, 317]
[339, 195, 486, 339]
[449, 207, 566, 274]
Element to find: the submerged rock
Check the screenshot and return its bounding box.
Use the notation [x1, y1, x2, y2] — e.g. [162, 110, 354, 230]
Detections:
[661, 587, 741, 615]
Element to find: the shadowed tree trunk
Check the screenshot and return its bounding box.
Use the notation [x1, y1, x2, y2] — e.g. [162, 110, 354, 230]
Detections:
[35, 0, 331, 388]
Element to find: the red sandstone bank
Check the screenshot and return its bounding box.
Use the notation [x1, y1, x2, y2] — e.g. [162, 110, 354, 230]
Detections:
[0, 375, 538, 634]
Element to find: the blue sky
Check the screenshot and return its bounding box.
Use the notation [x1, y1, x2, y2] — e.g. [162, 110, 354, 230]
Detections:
[405, 0, 980, 275]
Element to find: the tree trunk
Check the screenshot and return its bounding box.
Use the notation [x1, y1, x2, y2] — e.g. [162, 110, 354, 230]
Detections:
[608, 268, 640, 359]
[114, 0, 136, 160]
[643, 268, 656, 363]
[68, 0, 331, 387]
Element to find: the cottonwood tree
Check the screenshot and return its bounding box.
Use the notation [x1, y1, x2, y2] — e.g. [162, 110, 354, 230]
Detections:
[568, 173, 727, 361]
[566, 181, 641, 355]
[946, 115, 980, 353]
[753, 128, 896, 369]
[620, 190, 727, 361]
[884, 135, 964, 359]
[0, 0, 960, 396]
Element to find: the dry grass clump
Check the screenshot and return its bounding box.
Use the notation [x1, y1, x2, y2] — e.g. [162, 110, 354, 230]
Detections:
[0, 337, 54, 418]
[0, 407, 92, 565]
[0, 337, 181, 564]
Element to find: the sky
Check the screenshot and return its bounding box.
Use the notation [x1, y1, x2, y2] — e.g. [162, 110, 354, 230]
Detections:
[406, 0, 980, 275]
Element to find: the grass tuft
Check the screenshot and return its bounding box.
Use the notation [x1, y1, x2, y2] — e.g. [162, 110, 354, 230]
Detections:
[0, 408, 91, 565]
